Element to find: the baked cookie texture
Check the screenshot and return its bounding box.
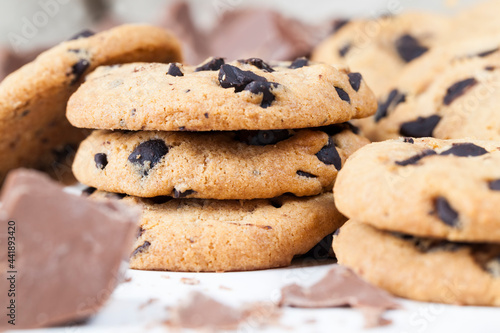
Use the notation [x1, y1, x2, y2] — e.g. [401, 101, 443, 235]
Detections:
[90, 191, 347, 272]
[73, 124, 368, 199]
[333, 220, 500, 306]
[0, 24, 182, 183]
[311, 12, 451, 97]
[66, 58, 377, 131]
[334, 138, 500, 242]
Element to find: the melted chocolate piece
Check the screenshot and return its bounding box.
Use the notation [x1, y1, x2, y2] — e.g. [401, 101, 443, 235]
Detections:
[440, 143, 488, 157]
[243, 81, 278, 108]
[347, 72, 362, 91]
[399, 115, 441, 138]
[131, 241, 151, 257]
[68, 29, 95, 40]
[218, 64, 266, 92]
[173, 189, 196, 198]
[489, 180, 500, 191]
[395, 149, 437, 166]
[70, 59, 90, 85]
[238, 58, 274, 72]
[296, 170, 318, 178]
[289, 57, 309, 69]
[128, 140, 169, 176]
[316, 137, 342, 170]
[339, 43, 351, 57]
[395, 34, 428, 62]
[94, 153, 108, 170]
[195, 57, 225, 71]
[443, 78, 477, 105]
[435, 197, 459, 227]
[167, 63, 183, 76]
[375, 89, 406, 122]
[335, 87, 350, 103]
[235, 130, 291, 146]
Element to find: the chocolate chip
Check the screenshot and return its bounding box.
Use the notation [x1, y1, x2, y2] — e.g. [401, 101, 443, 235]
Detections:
[339, 43, 351, 57]
[440, 143, 488, 157]
[443, 78, 477, 105]
[131, 241, 150, 257]
[244, 81, 278, 108]
[195, 57, 225, 71]
[347, 73, 362, 91]
[173, 189, 196, 198]
[332, 19, 350, 33]
[434, 197, 459, 227]
[316, 122, 359, 136]
[235, 130, 291, 146]
[137, 226, 145, 238]
[68, 29, 95, 40]
[403, 137, 414, 144]
[269, 199, 282, 208]
[167, 63, 183, 76]
[477, 48, 499, 57]
[204, 113, 209, 118]
[128, 140, 169, 176]
[399, 115, 441, 138]
[316, 137, 342, 170]
[239, 58, 274, 72]
[395, 149, 437, 166]
[375, 89, 406, 122]
[395, 34, 428, 62]
[81, 187, 96, 196]
[70, 59, 90, 85]
[296, 170, 318, 178]
[218, 64, 266, 92]
[289, 57, 309, 69]
[94, 153, 108, 170]
[485, 66, 495, 71]
[489, 180, 500, 191]
[335, 87, 350, 103]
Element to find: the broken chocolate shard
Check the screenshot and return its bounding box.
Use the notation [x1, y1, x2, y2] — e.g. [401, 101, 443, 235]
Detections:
[70, 59, 90, 85]
[94, 153, 108, 170]
[218, 64, 266, 92]
[243, 81, 278, 108]
[235, 130, 291, 146]
[238, 58, 274, 72]
[0, 169, 139, 329]
[440, 143, 488, 157]
[395, 34, 428, 62]
[489, 180, 500, 191]
[296, 170, 318, 178]
[335, 87, 350, 103]
[289, 57, 309, 69]
[316, 137, 342, 170]
[399, 115, 441, 138]
[128, 140, 169, 176]
[443, 78, 477, 105]
[395, 149, 437, 166]
[403, 137, 414, 144]
[68, 29, 95, 41]
[375, 89, 406, 122]
[347, 72, 362, 91]
[195, 57, 225, 72]
[435, 197, 460, 228]
[167, 63, 183, 76]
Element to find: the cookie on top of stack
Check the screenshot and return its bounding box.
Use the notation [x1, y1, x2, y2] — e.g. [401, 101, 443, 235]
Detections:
[67, 57, 377, 272]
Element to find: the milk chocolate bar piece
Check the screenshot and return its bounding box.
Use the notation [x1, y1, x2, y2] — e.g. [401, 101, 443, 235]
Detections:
[0, 169, 140, 329]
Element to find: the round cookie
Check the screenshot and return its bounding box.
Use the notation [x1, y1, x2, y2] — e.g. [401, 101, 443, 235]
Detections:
[73, 124, 369, 199]
[66, 58, 377, 131]
[0, 24, 182, 183]
[89, 191, 347, 272]
[367, 56, 500, 141]
[334, 138, 500, 242]
[333, 220, 500, 306]
[311, 12, 450, 97]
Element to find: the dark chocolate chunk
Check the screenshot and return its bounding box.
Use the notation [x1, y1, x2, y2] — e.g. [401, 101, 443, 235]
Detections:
[395, 149, 437, 166]
[489, 180, 500, 191]
[347, 73, 362, 91]
[289, 57, 309, 69]
[218, 64, 266, 92]
[167, 63, 183, 76]
[339, 43, 351, 57]
[375, 89, 406, 122]
[195, 57, 225, 71]
[443, 78, 477, 105]
[235, 130, 291, 146]
[296, 170, 318, 178]
[173, 189, 196, 198]
[243, 81, 278, 108]
[395, 34, 428, 62]
[316, 137, 342, 170]
[399, 115, 441, 138]
[94, 153, 108, 170]
[128, 140, 169, 176]
[335, 87, 350, 103]
[204, 112, 209, 118]
[70, 59, 90, 85]
[403, 137, 414, 144]
[477, 48, 499, 57]
[332, 19, 350, 33]
[239, 58, 274, 72]
[68, 29, 95, 40]
[81, 186, 96, 196]
[440, 143, 488, 157]
[131, 241, 151, 257]
[435, 197, 459, 227]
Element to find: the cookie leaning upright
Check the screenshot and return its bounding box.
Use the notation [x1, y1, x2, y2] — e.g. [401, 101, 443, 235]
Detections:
[66, 58, 377, 131]
[0, 24, 182, 183]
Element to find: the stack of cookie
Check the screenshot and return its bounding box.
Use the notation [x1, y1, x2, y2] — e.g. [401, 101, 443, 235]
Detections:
[333, 137, 500, 306]
[67, 57, 377, 272]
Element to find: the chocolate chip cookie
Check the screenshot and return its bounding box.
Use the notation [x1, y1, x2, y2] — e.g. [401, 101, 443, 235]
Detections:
[0, 24, 182, 183]
[73, 124, 368, 199]
[333, 220, 500, 306]
[334, 138, 500, 242]
[89, 191, 346, 272]
[66, 58, 377, 131]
